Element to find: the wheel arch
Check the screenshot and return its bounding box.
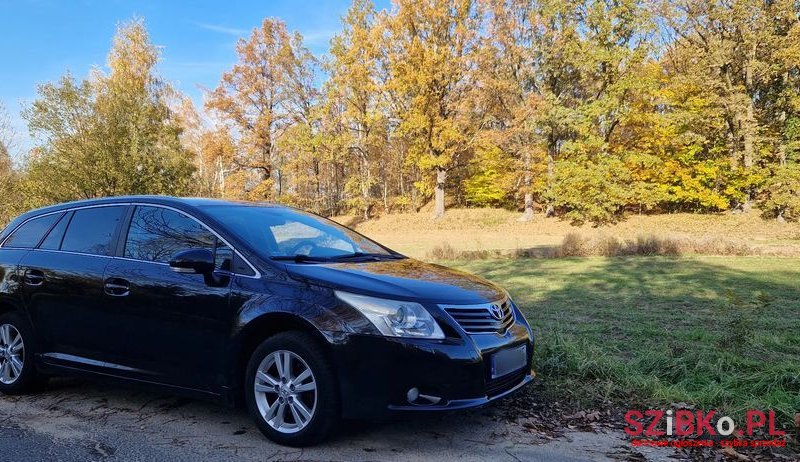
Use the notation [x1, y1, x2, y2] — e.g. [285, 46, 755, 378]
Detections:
[0, 297, 28, 320]
[228, 312, 333, 403]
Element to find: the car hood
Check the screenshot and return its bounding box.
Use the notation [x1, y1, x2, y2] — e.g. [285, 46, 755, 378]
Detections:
[284, 258, 505, 305]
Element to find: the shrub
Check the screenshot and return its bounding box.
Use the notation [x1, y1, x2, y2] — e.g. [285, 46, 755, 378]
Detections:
[558, 233, 588, 257]
[759, 163, 800, 221]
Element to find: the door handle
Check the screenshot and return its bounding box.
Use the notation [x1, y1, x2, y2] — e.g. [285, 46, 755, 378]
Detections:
[104, 278, 130, 297]
[24, 269, 45, 286]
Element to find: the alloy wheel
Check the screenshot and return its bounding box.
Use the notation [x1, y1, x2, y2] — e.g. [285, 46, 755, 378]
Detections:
[0, 324, 24, 385]
[253, 350, 317, 434]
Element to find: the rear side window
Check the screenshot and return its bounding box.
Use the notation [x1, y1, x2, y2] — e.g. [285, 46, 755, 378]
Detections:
[2, 213, 63, 249]
[40, 212, 71, 250]
[61, 206, 126, 256]
[124, 206, 215, 263]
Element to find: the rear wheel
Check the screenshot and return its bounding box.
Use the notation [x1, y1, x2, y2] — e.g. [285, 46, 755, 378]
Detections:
[245, 331, 338, 447]
[0, 312, 41, 394]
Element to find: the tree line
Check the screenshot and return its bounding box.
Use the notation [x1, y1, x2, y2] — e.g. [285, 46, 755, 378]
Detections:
[1, 0, 799, 225]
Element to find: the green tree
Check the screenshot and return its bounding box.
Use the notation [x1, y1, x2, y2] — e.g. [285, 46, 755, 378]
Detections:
[22, 19, 193, 206]
[760, 163, 800, 221]
[659, 0, 800, 209]
[0, 102, 20, 224]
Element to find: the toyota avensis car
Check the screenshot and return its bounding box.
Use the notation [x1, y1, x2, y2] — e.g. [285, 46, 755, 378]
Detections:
[0, 196, 534, 446]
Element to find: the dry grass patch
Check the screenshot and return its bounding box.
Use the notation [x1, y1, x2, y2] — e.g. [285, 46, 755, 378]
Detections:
[425, 233, 762, 260]
[331, 207, 800, 259]
[554, 233, 757, 257]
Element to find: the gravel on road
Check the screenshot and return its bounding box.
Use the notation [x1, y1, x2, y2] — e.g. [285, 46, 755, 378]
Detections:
[0, 377, 674, 462]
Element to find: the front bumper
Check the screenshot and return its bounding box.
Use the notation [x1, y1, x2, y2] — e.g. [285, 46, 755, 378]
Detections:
[330, 308, 534, 419]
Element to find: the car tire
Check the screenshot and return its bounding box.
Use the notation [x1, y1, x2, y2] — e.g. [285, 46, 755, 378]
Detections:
[0, 312, 42, 395]
[245, 331, 339, 447]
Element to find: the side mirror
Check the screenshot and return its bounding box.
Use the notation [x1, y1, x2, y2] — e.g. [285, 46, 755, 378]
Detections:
[169, 248, 215, 275]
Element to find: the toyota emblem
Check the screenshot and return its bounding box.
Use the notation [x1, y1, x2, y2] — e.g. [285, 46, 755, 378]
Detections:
[489, 303, 504, 320]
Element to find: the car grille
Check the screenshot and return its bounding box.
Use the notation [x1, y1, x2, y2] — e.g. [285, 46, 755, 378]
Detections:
[486, 369, 527, 397]
[442, 299, 514, 335]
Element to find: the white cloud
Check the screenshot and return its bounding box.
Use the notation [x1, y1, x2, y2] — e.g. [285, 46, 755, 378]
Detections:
[301, 29, 337, 47]
[194, 22, 248, 37]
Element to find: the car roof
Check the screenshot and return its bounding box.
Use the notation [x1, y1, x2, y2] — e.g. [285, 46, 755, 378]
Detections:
[0, 195, 289, 275]
[1, 196, 286, 238]
[21, 195, 283, 216]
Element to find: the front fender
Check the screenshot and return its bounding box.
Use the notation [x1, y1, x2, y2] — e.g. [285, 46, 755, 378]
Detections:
[233, 279, 372, 340]
[220, 276, 375, 400]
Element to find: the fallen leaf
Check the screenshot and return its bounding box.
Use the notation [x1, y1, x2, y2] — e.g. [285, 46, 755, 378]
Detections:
[720, 446, 750, 461]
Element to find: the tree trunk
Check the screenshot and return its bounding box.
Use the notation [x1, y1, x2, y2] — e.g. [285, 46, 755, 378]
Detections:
[518, 150, 534, 222]
[721, 66, 742, 169]
[743, 45, 756, 169]
[545, 136, 556, 217]
[740, 47, 757, 210]
[362, 163, 371, 220]
[743, 100, 755, 169]
[779, 107, 787, 166]
[216, 157, 225, 196]
[383, 181, 389, 213]
[433, 167, 446, 219]
[520, 192, 534, 221]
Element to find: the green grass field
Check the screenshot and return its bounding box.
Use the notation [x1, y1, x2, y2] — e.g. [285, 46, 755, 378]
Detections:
[451, 256, 800, 424]
[338, 210, 800, 427]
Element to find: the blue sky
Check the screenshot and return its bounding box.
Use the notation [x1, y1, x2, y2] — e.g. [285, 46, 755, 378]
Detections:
[0, 0, 391, 154]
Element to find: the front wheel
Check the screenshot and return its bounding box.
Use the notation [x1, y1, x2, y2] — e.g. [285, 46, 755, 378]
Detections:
[0, 312, 42, 394]
[245, 332, 339, 446]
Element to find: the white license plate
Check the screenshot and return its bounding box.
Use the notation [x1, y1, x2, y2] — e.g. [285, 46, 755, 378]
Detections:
[491, 344, 527, 379]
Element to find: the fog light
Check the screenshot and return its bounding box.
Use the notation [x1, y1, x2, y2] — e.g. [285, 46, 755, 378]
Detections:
[407, 387, 419, 403]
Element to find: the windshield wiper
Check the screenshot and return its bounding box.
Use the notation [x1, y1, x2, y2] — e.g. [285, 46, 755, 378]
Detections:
[328, 252, 405, 261]
[270, 255, 332, 263]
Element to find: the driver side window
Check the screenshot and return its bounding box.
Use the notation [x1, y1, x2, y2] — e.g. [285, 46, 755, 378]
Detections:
[124, 206, 216, 264]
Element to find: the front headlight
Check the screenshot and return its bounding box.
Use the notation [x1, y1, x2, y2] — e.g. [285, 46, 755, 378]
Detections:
[335, 291, 445, 339]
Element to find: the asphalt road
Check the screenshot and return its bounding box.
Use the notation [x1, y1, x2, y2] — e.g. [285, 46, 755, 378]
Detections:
[0, 377, 669, 462]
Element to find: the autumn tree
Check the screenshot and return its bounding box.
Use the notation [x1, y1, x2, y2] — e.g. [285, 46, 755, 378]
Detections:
[327, 0, 388, 219]
[10, 5, 800, 224]
[280, 55, 326, 212]
[473, 0, 541, 219]
[0, 102, 15, 160]
[195, 127, 236, 197]
[659, 0, 799, 209]
[0, 102, 20, 224]
[385, 0, 482, 218]
[22, 19, 193, 205]
[207, 18, 316, 201]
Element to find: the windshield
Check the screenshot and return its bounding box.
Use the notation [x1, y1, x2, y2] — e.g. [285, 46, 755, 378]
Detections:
[200, 205, 396, 260]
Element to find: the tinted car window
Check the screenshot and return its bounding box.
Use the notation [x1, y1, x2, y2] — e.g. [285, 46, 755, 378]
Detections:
[214, 240, 255, 275]
[125, 206, 215, 263]
[3, 213, 63, 248]
[61, 206, 126, 256]
[215, 241, 233, 270]
[39, 211, 72, 250]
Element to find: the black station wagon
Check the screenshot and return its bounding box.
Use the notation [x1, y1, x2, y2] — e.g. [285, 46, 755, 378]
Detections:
[0, 196, 534, 446]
